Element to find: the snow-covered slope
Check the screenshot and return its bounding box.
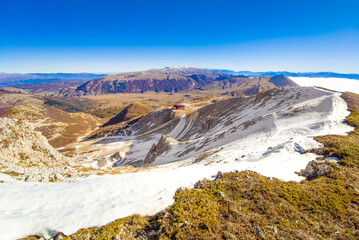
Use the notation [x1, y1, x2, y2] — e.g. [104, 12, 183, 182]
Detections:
[114, 87, 351, 167]
[0, 86, 354, 239]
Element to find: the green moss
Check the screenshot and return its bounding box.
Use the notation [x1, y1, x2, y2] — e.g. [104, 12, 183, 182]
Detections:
[70, 215, 150, 240]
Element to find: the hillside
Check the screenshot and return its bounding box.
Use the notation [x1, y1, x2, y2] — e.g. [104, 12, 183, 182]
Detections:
[103, 102, 153, 127]
[13, 81, 86, 96]
[22, 91, 359, 239]
[268, 75, 298, 86]
[0, 88, 103, 148]
[0, 118, 139, 183]
[60, 67, 297, 96]
[3, 86, 355, 239]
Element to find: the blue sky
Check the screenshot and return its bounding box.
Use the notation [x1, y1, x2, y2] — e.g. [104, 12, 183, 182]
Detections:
[1, 0, 358, 73]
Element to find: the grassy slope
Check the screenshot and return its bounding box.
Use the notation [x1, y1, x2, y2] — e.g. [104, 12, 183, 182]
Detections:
[44, 97, 124, 118]
[23, 93, 359, 240]
[103, 102, 153, 126]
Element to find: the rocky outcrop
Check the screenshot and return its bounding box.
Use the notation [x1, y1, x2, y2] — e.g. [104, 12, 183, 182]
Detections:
[143, 135, 178, 166]
[0, 118, 122, 182]
[298, 160, 331, 179]
[110, 151, 126, 161]
[131, 108, 176, 135]
[0, 118, 79, 182]
[200, 116, 218, 133]
[194, 178, 211, 188]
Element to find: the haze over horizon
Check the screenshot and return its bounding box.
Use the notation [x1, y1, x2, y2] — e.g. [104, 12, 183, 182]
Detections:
[1, 0, 358, 73]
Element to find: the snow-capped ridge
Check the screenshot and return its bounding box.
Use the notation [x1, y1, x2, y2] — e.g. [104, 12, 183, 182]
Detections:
[165, 65, 192, 69]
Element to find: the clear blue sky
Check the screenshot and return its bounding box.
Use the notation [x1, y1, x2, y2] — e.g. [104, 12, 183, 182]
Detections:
[1, 0, 358, 73]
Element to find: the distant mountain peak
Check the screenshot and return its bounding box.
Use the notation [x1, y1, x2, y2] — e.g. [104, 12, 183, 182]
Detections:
[165, 65, 192, 69]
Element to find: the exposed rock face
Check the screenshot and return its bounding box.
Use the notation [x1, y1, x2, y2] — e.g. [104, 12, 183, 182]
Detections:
[253, 87, 289, 105]
[200, 116, 218, 133]
[0, 118, 124, 182]
[131, 108, 176, 135]
[143, 135, 178, 166]
[194, 178, 211, 188]
[88, 122, 132, 139]
[110, 151, 126, 161]
[298, 160, 331, 179]
[0, 118, 77, 182]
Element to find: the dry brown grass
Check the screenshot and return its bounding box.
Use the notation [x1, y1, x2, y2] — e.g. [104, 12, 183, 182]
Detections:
[83, 90, 232, 110]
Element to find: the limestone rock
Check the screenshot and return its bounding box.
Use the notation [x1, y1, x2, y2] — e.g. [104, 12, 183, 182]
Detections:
[143, 135, 178, 166]
[298, 160, 331, 179]
[200, 116, 218, 133]
[194, 178, 211, 188]
[110, 151, 126, 161]
[215, 171, 224, 179]
[0, 118, 78, 182]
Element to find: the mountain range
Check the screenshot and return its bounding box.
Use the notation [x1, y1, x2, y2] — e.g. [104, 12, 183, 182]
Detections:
[1, 67, 359, 239]
[209, 69, 359, 79]
[1, 68, 358, 91]
[59, 66, 297, 96]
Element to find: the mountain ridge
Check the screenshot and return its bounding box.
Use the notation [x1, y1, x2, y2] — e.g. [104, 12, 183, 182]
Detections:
[208, 69, 359, 79]
[60, 67, 297, 96]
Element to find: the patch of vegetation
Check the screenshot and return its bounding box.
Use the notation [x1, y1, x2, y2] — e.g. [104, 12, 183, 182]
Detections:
[44, 98, 84, 113]
[87, 107, 124, 118]
[23, 92, 359, 239]
[5, 107, 42, 120]
[44, 97, 123, 118]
